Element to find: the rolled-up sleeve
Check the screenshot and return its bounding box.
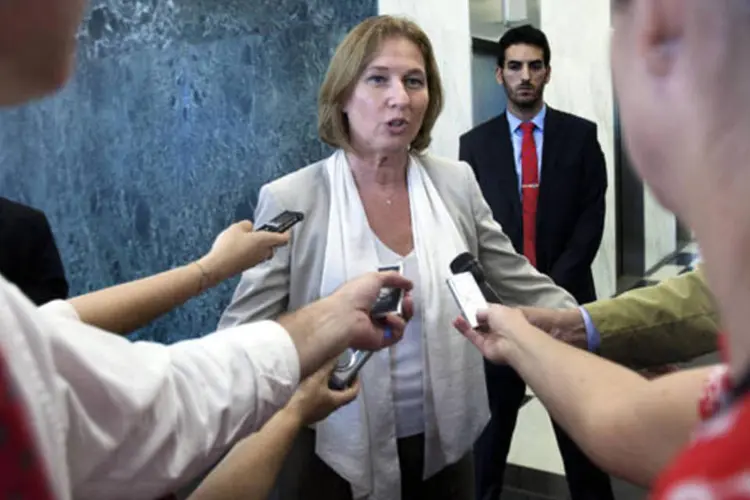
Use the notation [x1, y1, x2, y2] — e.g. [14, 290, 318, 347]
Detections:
[39, 299, 80, 321]
[47, 316, 299, 499]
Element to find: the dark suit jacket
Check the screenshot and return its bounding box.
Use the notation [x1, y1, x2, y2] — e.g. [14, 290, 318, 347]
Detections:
[459, 107, 607, 303]
[0, 197, 69, 305]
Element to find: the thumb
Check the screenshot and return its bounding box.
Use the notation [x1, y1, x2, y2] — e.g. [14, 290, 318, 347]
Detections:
[255, 230, 291, 247]
[479, 304, 513, 325]
[330, 378, 360, 406]
[475, 308, 490, 324]
[236, 220, 255, 232]
[308, 356, 339, 383]
[319, 356, 339, 376]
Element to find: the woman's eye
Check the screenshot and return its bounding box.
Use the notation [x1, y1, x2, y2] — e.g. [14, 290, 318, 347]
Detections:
[405, 78, 425, 88]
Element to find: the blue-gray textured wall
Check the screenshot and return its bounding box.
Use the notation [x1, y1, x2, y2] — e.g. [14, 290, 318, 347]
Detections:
[0, 0, 376, 343]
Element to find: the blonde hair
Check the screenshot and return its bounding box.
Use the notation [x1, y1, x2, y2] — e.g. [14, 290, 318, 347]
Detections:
[317, 15, 444, 153]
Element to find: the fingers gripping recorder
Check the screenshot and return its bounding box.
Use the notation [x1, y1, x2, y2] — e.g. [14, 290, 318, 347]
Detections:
[328, 264, 405, 390]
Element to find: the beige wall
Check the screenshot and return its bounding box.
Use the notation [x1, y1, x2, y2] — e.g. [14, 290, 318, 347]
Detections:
[540, 0, 617, 298]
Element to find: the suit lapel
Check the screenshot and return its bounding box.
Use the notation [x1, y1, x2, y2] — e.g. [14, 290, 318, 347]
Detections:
[538, 108, 563, 232]
[483, 116, 522, 218]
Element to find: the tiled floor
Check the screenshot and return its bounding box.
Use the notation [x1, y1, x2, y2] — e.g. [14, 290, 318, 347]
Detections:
[502, 242, 705, 500]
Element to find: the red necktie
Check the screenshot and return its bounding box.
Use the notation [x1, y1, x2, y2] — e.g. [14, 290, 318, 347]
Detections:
[520, 122, 539, 267]
[0, 349, 54, 498]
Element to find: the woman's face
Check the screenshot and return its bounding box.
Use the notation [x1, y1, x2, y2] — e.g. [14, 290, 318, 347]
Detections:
[343, 36, 430, 157]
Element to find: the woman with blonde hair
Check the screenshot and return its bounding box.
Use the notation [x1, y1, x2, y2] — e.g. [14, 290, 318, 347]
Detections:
[219, 14, 577, 500]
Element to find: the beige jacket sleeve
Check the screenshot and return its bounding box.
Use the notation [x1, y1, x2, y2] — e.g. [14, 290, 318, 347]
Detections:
[465, 162, 578, 310]
[586, 266, 719, 368]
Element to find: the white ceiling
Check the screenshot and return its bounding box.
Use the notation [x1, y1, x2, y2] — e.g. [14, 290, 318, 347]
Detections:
[469, 0, 537, 41]
[469, 0, 506, 24]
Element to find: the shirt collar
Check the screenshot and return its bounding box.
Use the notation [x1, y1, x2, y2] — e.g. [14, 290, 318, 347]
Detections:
[506, 104, 547, 133]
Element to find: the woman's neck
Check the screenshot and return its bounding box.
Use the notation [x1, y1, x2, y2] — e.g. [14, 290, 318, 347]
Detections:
[346, 150, 409, 187]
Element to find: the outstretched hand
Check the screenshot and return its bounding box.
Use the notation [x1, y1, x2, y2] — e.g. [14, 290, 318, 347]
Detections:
[453, 304, 534, 364]
[198, 220, 290, 285]
[277, 271, 414, 380]
[518, 306, 588, 349]
[286, 358, 360, 425]
[329, 271, 415, 351]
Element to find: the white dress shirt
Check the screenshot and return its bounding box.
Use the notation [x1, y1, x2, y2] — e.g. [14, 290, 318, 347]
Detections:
[506, 104, 546, 197]
[0, 275, 300, 500]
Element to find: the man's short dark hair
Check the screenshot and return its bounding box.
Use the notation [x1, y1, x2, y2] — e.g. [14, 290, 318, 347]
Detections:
[497, 24, 551, 68]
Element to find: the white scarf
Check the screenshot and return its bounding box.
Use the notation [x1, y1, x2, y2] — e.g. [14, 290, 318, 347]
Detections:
[316, 150, 490, 499]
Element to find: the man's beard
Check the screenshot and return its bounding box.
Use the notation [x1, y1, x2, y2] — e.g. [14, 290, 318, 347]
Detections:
[509, 86, 543, 110]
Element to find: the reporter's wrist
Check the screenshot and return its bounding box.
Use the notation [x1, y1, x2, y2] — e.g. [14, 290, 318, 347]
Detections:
[309, 296, 354, 351]
[280, 402, 307, 429]
[504, 321, 548, 367]
[563, 308, 587, 336]
[279, 297, 346, 378]
[194, 255, 224, 289]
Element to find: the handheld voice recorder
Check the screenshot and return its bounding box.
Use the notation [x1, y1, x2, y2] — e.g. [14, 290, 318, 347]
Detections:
[328, 263, 404, 390]
[446, 271, 489, 329]
[256, 210, 304, 233]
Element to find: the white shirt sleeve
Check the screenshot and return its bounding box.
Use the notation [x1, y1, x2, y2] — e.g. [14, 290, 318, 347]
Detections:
[38, 298, 80, 321]
[0, 278, 300, 500]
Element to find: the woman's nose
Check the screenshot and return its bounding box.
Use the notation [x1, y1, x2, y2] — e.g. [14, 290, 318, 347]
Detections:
[386, 81, 409, 108]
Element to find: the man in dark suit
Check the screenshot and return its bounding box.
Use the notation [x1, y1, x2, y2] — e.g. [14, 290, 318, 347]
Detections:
[0, 197, 69, 305]
[459, 25, 610, 500]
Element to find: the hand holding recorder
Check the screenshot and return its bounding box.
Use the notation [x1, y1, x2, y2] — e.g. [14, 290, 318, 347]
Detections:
[197, 211, 302, 286]
[329, 263, 412, 390]
[447, 251, 525, 364]
[453, 304, 533, 365]
[288, 358, 361, 424]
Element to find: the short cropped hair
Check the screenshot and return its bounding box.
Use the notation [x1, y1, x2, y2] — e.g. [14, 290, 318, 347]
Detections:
[318, 15, 444, 153]
[497, 24, 551, 68]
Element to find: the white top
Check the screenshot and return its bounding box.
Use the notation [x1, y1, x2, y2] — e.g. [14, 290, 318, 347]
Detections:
[0, 275, 300, 500]
[373, 238, 425, 438]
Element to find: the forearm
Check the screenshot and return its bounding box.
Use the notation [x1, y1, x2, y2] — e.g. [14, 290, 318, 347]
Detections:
[506, 325, 701, 485]
[58, 320, 299, 499]
[480, 228, 578, 309]
[509, 326, 646, 443]
[277, 298, 345, 379]
[68, 260, 212, 335]
[189, 407, 303, 500]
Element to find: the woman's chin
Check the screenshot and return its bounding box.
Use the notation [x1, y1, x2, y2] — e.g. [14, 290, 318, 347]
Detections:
[380, 137, 415, 155]
[351, 135, 417, 158]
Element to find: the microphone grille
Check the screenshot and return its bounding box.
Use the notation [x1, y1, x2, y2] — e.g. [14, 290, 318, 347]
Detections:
[450, 252, 475, 274]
